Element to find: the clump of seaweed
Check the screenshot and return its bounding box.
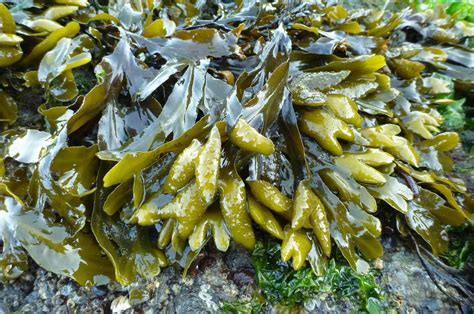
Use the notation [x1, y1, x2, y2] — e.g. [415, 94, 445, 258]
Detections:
[0, 0, 473, 288]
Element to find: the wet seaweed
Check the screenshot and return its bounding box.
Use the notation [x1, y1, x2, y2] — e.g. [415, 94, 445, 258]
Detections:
[0, 0, 472, 292]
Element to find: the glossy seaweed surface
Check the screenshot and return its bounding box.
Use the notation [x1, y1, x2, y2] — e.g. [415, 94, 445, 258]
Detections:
[0, 0, 473, 287]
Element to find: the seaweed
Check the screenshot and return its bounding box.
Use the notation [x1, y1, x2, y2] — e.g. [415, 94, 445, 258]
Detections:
[0, 0, 472, 300]
[441, 224, 474, 270]
[250, 238, 384, 311]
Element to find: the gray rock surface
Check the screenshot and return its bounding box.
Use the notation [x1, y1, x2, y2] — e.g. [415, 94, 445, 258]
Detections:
[380, 243, 465, 313]
[1, 232, 469, 313]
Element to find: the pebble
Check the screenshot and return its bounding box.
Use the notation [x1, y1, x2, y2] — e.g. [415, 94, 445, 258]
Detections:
[0, 240, 466, 313]
[92, 286, 107, 297]
[60, 284, 72, 296]
[373, 258, 384, 270]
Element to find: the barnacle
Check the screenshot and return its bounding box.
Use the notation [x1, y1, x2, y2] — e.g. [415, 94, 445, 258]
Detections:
[0, 0, 472, 288]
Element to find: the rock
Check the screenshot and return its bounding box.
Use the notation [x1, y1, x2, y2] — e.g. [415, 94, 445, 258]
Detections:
[381, 245, 462, 312]
[91, 286, 108, 297]
[373, 258, 384, 270]
[0, 234, 467, 312]
[224, 242, 254, 272]
[60, 284, 72, 296]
